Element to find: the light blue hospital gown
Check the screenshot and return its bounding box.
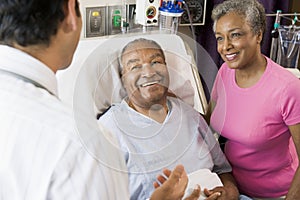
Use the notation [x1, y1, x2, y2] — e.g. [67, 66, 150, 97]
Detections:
[99, 97, 232, 200]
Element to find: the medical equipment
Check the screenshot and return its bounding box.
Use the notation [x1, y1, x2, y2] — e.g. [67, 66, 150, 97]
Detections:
[81, 0, 137, 38]
[159, 0, 184, 34]
[79, 0, 206, 38]
[181, 0, 206, 26]
[136, 0, 160, 26]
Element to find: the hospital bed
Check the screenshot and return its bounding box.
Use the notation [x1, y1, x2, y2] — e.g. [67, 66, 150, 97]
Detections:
[56, 31, 223, 199]
[56, 31, 209, 119]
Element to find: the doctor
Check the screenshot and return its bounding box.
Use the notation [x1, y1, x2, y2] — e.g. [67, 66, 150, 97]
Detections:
[0, 0, 199, 199]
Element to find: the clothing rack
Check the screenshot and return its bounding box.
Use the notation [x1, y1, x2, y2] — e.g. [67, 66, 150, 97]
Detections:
[267, 12, 300, 69]
[266, 13, 300, 17]
[266, 13, 300, 23]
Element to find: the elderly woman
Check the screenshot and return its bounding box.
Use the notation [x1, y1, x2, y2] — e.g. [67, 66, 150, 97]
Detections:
[206, 0, 300, 199]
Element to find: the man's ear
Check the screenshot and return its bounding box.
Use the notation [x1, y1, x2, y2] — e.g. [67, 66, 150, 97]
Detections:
[62, 0, 80, 32]
[121, 74, 125, 85]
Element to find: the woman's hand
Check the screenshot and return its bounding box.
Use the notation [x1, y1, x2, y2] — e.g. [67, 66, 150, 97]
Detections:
[203, 173, 239, 200]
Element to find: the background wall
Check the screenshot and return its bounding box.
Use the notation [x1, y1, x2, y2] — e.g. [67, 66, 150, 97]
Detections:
[289, 0, 300, 69]
[290, 0, 300, 13]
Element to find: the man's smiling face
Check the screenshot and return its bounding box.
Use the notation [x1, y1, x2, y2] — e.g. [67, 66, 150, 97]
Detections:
[121, 41, 169, 108]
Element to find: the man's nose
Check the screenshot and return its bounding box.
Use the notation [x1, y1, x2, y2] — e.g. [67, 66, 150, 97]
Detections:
[142, 63, 156, 77]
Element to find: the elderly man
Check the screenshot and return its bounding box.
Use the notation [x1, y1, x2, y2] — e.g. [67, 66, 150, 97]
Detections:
[99, 38, 240, 200]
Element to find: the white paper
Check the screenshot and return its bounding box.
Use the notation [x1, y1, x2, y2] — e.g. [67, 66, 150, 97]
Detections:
[183, 169, 223, 200]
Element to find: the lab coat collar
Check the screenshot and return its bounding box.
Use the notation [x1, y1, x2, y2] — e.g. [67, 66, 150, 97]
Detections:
[0, 45, 58, 97]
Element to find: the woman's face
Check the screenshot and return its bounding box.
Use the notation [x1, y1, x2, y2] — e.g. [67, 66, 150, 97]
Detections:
[215, 12, 262, 70]
[121, 42, 169, 108]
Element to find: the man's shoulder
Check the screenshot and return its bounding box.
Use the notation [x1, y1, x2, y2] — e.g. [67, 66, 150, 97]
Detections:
[97, 103, 124, 128]
[168, 96, 198, 111]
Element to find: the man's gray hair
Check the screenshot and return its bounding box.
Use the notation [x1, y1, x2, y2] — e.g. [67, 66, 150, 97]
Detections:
[118, 38, 166, 76]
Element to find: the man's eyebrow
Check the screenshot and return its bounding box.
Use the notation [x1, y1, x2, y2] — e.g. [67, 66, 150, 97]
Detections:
[126, 58, 140, 66]
[150, 53, 164, 60]
[124, 52, 163, 66]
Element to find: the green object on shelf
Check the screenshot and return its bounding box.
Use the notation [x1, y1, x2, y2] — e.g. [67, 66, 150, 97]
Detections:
[113, 10, 121, 27]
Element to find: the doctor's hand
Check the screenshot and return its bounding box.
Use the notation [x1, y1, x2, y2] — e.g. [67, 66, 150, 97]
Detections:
[150, 165, 200, 200]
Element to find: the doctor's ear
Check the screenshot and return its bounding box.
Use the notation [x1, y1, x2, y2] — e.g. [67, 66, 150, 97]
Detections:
[62, 0, 81, 32]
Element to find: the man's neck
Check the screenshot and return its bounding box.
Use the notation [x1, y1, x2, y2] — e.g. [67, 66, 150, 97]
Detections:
[14, 43, 60, 73]
[128, 100, 169, 123]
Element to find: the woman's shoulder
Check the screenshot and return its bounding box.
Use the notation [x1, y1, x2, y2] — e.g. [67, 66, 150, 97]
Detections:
[266, 57, 300, 84]
[217, 62, 234, 78]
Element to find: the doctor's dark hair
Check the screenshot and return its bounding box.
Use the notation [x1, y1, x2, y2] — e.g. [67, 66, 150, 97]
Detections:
[119, 38, 166, 76]
[0, 0, 80, 47]
[211, 0, 266, 36]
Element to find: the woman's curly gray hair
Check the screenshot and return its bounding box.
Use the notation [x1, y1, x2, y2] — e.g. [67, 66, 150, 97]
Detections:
[211, 0, 266, 36]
